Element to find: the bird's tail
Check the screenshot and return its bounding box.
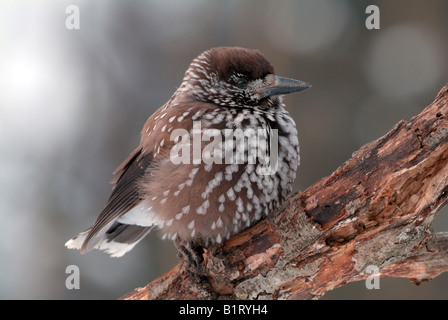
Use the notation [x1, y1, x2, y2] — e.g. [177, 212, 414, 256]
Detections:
[65, 223, 153, 258]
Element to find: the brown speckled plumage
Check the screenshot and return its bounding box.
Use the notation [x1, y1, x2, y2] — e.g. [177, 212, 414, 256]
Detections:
[65, 47, 310, 262]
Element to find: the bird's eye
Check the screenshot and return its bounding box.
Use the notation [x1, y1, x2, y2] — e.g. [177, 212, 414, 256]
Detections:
[236, 78, 248, 88]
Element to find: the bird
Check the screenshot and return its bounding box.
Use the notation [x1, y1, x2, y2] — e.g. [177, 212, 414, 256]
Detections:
[65, 47, 311, 267]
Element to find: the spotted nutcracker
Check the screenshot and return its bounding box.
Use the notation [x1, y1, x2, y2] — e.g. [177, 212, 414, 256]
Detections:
[65, 47, 311, 266]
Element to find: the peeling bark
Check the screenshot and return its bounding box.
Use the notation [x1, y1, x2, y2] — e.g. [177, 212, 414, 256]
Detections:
[121, 84, 448, 300]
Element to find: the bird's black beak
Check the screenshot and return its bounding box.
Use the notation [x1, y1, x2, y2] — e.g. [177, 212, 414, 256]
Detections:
[260, 76, 311, 99]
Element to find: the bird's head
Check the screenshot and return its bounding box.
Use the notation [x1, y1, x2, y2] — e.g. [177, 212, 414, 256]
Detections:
[179, 47, 311, 108]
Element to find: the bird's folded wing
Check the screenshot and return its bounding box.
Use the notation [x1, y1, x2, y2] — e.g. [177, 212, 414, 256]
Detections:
[80, 147, 153, 253]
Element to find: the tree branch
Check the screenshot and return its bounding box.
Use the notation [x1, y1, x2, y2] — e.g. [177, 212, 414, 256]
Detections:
[121, 84, 448, 300]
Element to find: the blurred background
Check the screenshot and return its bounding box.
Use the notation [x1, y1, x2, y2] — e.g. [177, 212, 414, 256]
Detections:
[1, 0, 447, 299]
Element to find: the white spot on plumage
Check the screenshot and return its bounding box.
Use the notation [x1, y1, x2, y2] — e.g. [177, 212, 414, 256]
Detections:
[192, 110, 203, 121]
[250, 172, 258, 182]
[247, 186, 253, 199]
[234, 179, 243, 192]
[226, 187, 236, 201]
[216, 217, 223, 228]
[196, 199, 209, 215]
[203, 171, 223, 198]
[189, 167, 199, 178]
[182, 205, 190, 214]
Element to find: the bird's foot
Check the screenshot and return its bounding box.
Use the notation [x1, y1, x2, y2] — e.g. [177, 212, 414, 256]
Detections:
[174, 240, 205, 275]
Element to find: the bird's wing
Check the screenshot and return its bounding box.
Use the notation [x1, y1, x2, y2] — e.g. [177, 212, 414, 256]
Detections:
[80, 147, 153, 253]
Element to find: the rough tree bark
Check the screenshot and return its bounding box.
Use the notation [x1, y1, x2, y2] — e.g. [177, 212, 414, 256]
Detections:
[121, 84, 448, 300]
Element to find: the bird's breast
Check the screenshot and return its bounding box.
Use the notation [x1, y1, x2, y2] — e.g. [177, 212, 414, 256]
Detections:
[137, 102, 299, 244]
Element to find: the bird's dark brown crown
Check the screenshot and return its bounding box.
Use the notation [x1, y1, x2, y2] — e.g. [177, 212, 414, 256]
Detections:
[207, 47, 274, 83]
[179, 47, 278, 108]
